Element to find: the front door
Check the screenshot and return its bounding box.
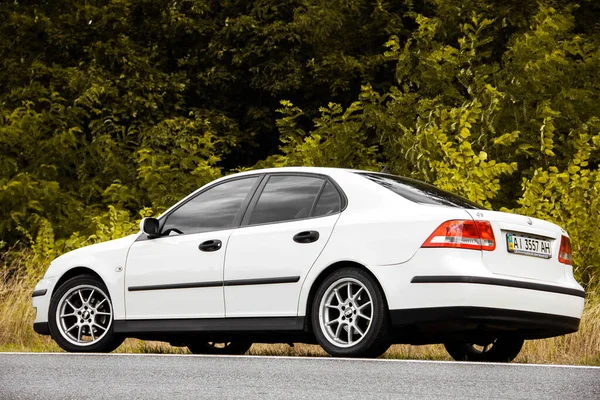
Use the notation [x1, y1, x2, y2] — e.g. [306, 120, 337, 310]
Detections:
[125, 176, 260, 320]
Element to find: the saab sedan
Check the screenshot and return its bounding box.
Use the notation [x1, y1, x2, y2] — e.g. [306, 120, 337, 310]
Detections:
[32, 167, 585, 361]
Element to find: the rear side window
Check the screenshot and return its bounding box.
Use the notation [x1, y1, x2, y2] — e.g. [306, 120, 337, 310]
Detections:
[162, 177, 258, 234]
[359, 173, 483, 209]
[313, 182, 342, 217]
[249, 175, 328, 225]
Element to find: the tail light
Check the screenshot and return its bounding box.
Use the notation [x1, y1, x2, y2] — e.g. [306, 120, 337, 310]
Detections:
[558, 236, 573, 265]
[422, 220, 496, 251]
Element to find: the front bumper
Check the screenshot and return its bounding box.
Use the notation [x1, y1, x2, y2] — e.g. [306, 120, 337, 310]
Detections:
[31, 276, 59, 336]
[33, 322, 50, 335]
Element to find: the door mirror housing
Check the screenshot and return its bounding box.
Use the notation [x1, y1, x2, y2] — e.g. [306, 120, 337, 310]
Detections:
[140, 217, 160, 238]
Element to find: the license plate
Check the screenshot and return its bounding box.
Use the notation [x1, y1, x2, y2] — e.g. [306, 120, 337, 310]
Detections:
[506, 234, 552, 259]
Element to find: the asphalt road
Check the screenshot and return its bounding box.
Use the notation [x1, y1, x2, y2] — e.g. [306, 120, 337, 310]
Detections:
[1, 353, 599, 400]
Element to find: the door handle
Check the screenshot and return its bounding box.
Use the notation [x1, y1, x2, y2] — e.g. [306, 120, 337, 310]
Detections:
[293, 231, 320, 244]
[198, 239, 222, 252]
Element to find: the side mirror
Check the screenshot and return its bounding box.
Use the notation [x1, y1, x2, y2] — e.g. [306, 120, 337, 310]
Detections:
[140, 217, 160, 239]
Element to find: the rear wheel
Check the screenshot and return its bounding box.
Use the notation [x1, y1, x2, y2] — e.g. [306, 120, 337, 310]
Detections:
[312, 267, 391, 358]
[48, 275, 124, 353]
[187, 341, 252, 355]
[444, 337, 524, 362]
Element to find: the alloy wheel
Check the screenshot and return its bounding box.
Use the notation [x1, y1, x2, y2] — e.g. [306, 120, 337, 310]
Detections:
[318, 277, 374, 348]
[56, 284, 113, 346]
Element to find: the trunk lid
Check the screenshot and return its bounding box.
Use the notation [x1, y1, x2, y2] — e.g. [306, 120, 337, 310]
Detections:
[464, 209, 567, 283]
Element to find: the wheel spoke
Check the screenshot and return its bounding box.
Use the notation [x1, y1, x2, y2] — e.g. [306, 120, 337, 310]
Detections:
[352, 287, 363, 300]
[353, 323, 365, 337]
[94, 298, 107, 309]
[325, 303, 338, 310]
[357, 311, 371, 321]
[357, 301, 371, 311]
[334, 289, 343, 304]
[90, 325, 96, 341]
[326, 319, 339, 326]
[334, 323, 343, 339]
[347, 324, 353, 343]
[78, 290, 85, 304]
[347, 282, 352, 300]
[95, 311, 111, 316]
[77, 326, 82, 342]
[65, 299, 78, 311]
[93, 322, 107, 331]
[65, 324, 78, 334]
[87, 289, 95, 303]
[60, 312, 76, 318]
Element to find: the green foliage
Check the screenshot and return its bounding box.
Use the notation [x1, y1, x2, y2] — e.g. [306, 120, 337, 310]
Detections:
[1, 1, 600, 290]
[265, 99, 379, 170]
[518, 119, 600, 290]
[136, 112, 226, 208]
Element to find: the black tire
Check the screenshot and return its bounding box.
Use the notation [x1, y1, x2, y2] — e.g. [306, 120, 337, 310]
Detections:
[187, 341, 252, 355]
[48, 275, 124, 353]
[444, 337, 524, 362]
[311, 267, 391, 358]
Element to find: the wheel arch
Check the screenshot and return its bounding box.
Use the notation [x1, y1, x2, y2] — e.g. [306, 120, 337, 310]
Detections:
[303, 260, 389, 333]
[52, 267, 107, 298]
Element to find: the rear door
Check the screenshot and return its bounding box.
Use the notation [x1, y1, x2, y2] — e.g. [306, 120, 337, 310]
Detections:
[223, 174, 344, 317]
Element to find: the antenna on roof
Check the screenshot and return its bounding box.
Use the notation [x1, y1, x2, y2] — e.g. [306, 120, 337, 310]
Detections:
[380, 165, 389, 174]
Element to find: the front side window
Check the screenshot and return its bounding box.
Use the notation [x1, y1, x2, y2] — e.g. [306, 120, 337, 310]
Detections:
[162, 177, 258, 235]
[249, 175, 326, 225]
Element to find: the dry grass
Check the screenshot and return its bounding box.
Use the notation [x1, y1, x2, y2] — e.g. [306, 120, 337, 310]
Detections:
[0, 269, 57, 352]
[1, 270, 598, 365]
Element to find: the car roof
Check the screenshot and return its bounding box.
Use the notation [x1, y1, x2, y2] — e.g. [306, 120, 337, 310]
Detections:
[230, 166, 362, 178]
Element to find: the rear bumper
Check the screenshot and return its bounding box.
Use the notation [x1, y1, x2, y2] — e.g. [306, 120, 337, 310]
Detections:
[371, 248, 585, 324]
[390, 306, 580, 341]
[387, 273, 584, 342]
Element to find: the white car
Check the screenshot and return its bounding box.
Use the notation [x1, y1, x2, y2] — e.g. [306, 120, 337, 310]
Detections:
[32, 167, 585, 361]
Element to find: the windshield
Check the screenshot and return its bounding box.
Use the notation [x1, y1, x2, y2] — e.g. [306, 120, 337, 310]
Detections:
[358, 172, 484, 210]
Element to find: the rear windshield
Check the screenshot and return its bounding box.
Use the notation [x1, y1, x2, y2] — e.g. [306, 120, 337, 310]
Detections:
[358, 172, 484, 210]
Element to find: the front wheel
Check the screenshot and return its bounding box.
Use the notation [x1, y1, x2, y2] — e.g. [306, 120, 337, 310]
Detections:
[311, 267, 391, 358]
[444, 337, 524, 362]
[187, 341, 252, 355]
[48, 275, 124, 353]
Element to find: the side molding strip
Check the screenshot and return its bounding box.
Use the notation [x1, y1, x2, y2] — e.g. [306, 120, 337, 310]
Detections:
[224, 276, 300, 287]
[128, 280, 222, 292]
[32, 289, 47, 298]
[114, 316, 305, 333]
[128, 276, 301, 292]
[411, 275, 586, 298]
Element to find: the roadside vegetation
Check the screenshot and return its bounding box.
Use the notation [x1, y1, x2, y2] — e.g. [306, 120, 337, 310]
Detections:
[1, 1, 599, 363]
[1, 262, 599, 364]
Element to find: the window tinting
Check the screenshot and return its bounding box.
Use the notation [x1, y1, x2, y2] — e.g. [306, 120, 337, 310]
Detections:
[249, 175, 325, 225]
[359, 173, 484, 210]
[313, 182, 342, 217]
[162, 177, 258, 234]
